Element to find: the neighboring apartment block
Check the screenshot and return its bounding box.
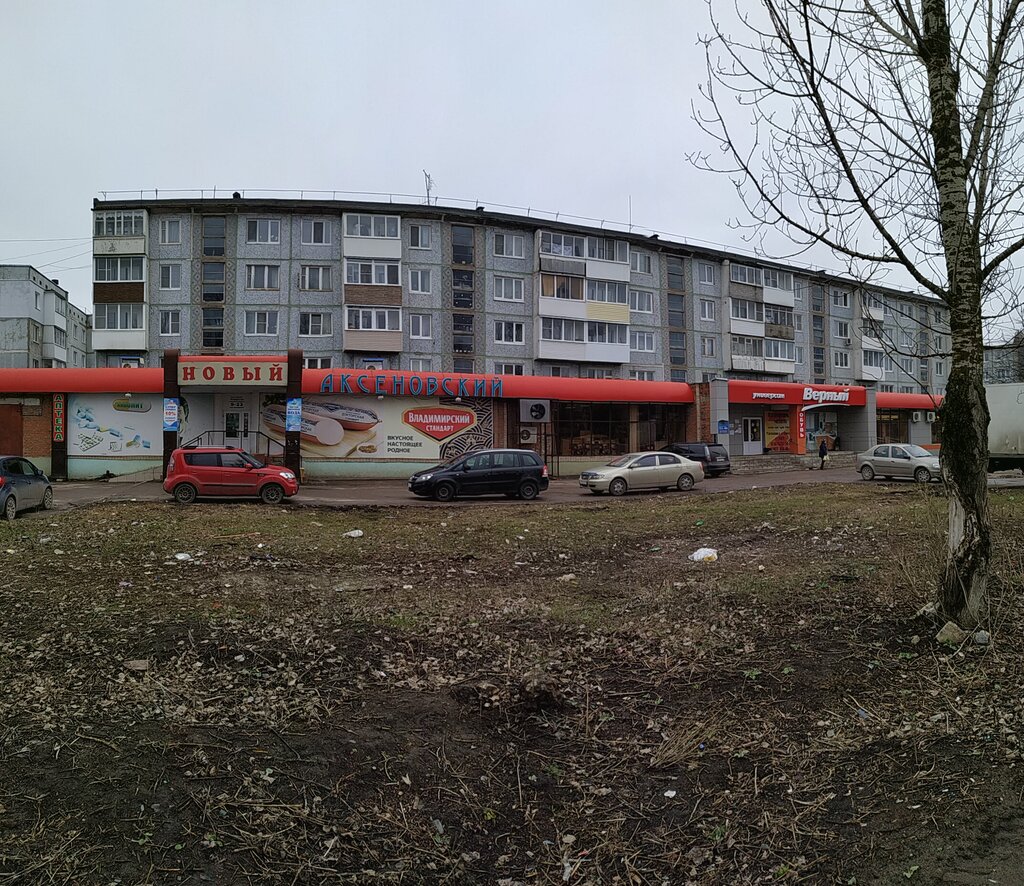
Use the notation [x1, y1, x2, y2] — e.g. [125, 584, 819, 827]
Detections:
[0, 266, 90, 368]
[89, 197, 950, 394]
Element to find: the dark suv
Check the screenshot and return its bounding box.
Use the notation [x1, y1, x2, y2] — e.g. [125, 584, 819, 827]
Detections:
[661, 442, 731, 477]
[408, 449, 549, 502]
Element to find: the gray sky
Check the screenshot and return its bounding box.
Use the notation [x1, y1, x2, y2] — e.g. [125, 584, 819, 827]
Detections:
[1, 0, 791, 310]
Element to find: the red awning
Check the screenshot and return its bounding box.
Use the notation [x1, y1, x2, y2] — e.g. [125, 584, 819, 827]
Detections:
[0, 368, 163, 394]
[876, 392, 943, 409]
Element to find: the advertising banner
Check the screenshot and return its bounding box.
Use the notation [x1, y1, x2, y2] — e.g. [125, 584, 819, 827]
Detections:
[766, 410, 792, 451]
[68, 394, 162, 456]
[259, 394, 493, 461]
[163, 398, 180, 432]
[52, 393, 65, 442]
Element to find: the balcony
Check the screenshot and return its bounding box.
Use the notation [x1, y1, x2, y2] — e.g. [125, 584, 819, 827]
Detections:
[730, 318, 765, 337]
[762, 286, 795, 308]
[94, 236, 146, 256]
[730, 355, 765, 372]
[764, 358, 796, 375]
[344, 330, 402, 352]
[585, 301, 630, 324]
[538, 296, 587, 321]
[585, 259, 630, 283]
[93, 328, 147, 351]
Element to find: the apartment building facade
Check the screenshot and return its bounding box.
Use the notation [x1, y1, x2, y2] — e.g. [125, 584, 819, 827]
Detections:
[0, 266, 90, 369]
[89, 197, 950, 396]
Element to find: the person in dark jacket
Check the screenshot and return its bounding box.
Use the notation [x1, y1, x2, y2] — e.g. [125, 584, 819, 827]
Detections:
[818, 437, 829, 469]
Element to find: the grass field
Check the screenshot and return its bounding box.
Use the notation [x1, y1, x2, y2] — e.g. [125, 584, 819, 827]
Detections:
[1, 485, 1023, 884]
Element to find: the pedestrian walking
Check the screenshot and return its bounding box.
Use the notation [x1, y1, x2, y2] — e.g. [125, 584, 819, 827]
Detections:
[818, 437, 828, 470]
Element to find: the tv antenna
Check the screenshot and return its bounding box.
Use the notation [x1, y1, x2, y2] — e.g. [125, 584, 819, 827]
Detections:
[423, 170, 435, 205]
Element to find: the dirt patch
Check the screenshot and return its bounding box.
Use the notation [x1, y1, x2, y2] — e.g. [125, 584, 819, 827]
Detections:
[1, 486, 1023, 883]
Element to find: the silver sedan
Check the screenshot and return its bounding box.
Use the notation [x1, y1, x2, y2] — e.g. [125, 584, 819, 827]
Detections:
[856, 444, 941, 482]
[579, 452, 705, 496]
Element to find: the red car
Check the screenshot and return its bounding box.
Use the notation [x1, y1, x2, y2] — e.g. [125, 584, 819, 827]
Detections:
[163, 447, 299, 505]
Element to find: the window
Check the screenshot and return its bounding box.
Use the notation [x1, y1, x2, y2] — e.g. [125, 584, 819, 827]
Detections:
[31, 323, 40, 342]
[94, 303, 144, 330]
[630, 331, 656, 352]
[409, 269, 431, 294]
[346, 307, 400, 331]
[244, 310, 279, 335]
[246, 219, 280, 244]
[730, 298, 764, 321]
[899, 385, 915, 394]
[668, 294, 685, 327]
[588, 237, 628, 262]
[586, 279, 628, 304]
[541, 318, 585, 342]
[898, 356, 914, 374]
[453, 314, 474, 333]
[202, 262, 225, 302]
[496, 363, 524, 375]
[94, 256, 144, 282]
[899, 330, 914, 348]
[879, 384, 895, 392]
[54, 328, 67, 348]
[629, 369, 656, 381]
[494, 321, 525, 344]
[918, 304, 929, 323]
[301, 265, 332, 290]
[814, 347, 826, 375]
[762, 269, 793, 290]
[202, 216, 225, 256]
[494, 233, 525, 258]
[587, 322, 628, 344]
[541, 273, 584, 300]
[453, 314, 474, 353]
[765, 339, 796, 360]
[765, 306, 794, 327]
[730, 263, 763, 286]
[159, 264, 180, 290]
[159, 219, 180, 244]
[159, 310, 180, 335]
[812, 314, 825, 344]
[452, 225, 475, 264]
[344, 214, 399, 239]
[630, 250, 652, 273]
[794, 314, 803, 331]
[580, 367, 618, 379]
[667, 256, 685, 291]
[301, 219, 331, 245]
[410, 358, 432, 373]
[833, 320, 850, 341]
[409, 223, 431, 249]
[934, 335, 947, 351]
[629, 289, 653, 313]
[795, 346, 804, 364]
[55, 298, 67, 317]
[301, 357, 330, 369]
[831, 288, 850, 308]
[863, 350, 885, 368]
[698, 263, 715, 285]
[669, 331, 686, 364]
[246, 264, 280, 290]
[671, 369, 687, 383]
[453, 358, 474, 373]
[811, 285, 825, 313]
[346, 260, 400, 285]
[866, 292, 885, 312]
[495, 276, 524, 301]
[701, 336, 716, 357]
[410, 313, 432, 339]
[833, 350, 851, 368]
[731, 335, 763, 357]
[94, 211, 144, 237]
[540, 231, 584, 257]
[300, 312, 333, 336]
[34, 293, 40, 310]
[453, 269, 474, 307]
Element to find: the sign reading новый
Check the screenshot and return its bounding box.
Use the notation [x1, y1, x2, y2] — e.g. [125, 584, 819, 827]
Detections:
[178, 361, 287, 387]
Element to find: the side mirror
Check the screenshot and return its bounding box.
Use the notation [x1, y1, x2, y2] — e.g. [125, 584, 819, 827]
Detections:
[463, 463, 472, 472]
[244, 463, 254, 470]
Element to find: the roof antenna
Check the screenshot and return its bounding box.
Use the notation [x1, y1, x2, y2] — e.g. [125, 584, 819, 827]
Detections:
[423, 170, 435, 205]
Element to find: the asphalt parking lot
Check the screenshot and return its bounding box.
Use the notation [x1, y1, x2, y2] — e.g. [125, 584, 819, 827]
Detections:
[33, 467, 1023, 513]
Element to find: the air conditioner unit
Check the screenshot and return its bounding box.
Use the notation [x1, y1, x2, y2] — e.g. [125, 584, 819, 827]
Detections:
[926, 411, 936, 423]
[519, 428, 538, 444]
[911, 411, 922, 423]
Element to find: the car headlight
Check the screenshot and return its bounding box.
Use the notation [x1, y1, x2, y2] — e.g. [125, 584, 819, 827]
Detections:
[417, 473, 433, 482]
[280, 472, 295, 480]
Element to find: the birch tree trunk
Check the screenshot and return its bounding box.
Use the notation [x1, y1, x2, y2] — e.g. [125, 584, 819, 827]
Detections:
[922, 0, 992, 626]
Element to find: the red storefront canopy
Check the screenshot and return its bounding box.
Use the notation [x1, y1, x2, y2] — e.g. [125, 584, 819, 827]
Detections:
[0, 368, 163, 394]
[876, 392, 943, 409]
[728, 380, 868, 407]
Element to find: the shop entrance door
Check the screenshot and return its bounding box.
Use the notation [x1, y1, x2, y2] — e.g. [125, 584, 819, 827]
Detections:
[0, 406, 23, 455]
[742, 417, 763, 455]
[219, 394, 257, 452]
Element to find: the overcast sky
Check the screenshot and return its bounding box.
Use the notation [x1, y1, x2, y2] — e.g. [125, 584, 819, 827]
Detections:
[0, 0, 919, 315]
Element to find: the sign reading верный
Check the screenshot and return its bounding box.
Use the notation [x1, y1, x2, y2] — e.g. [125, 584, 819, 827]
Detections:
[178, 361, 287, 386]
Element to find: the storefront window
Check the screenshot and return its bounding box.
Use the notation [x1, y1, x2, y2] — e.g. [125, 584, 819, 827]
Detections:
[876, 410, 909, 444]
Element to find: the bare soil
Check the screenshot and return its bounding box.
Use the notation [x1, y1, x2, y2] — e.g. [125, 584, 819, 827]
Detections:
[1, 484, 1023, 884]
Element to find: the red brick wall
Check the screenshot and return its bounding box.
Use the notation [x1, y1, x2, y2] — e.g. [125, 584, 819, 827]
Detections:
[22, 395, 51, 457]
[686, 383, 713, 442]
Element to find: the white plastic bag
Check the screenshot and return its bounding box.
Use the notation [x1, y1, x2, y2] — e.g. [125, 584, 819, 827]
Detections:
[688, 547, 719, 562]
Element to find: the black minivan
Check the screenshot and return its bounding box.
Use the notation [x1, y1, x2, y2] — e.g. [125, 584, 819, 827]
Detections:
[661, 442, 732, 477]
[408, 449, 550, 502]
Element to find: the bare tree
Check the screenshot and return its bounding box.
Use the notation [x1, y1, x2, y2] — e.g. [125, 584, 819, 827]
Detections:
[693, 0, 1024, 625]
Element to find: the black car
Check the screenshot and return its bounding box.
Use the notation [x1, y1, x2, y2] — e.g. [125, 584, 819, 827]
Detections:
[408, 449, 550, 502]
[661, 442, 732, 477]
[1, 455, 53, 520]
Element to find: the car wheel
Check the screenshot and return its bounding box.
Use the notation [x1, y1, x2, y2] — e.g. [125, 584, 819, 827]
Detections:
[173, 483, 198, 505]
[41, 487, 54, 510]
[860, 465, 875, 481]
[3, 496, 16, 521]
[914, 467, 931, 483]
[609, 478, 628, 497]
[433, 482, 456, 502]
[677, 473, 695, 491]
[518, 480, 539, 501]
[260, 483, 285, 504]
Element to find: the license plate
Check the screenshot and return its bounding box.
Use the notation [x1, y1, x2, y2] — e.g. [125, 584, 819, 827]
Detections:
[578, 479, 588, 486]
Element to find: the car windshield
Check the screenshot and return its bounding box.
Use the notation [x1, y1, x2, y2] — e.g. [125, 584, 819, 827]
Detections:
[606, 455, 635, 467]
[906, 445, 934, 458]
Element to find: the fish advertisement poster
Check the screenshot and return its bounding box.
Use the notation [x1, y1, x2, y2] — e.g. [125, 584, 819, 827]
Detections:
[259, 395, 493, 461]
[68, 394, 162, 456]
